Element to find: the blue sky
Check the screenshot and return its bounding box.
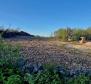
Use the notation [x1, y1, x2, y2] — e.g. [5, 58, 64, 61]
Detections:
[0, 0, 91, 36]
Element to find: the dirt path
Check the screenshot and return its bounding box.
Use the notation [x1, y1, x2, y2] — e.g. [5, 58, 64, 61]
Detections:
[65, 42, 91, 53]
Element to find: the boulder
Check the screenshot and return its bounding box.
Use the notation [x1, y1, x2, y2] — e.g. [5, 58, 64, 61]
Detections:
[79, 37, 86, 44]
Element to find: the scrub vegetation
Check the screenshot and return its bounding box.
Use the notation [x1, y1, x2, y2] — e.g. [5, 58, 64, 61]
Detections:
[1, 28, 91, 84]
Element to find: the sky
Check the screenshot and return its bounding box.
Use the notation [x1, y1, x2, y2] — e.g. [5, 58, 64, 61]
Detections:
[0, 0, 91, 36]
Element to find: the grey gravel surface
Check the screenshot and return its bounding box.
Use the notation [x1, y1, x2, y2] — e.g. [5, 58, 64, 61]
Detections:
[6, 39, 91, 70]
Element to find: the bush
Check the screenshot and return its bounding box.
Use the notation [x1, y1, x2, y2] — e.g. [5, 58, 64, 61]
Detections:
[34, 70, 63, 84]
[0, 41, 22, 83]
[24, 73, 34, 84]
[0, 41, 20, 66]
[54, 28, 91, 41]
[0, 62, 91, 84]
[6, 75, 22, 84]
[54, 29, 68, 41]
[67, 74, 90, 84]
[0, 63, 21, 84]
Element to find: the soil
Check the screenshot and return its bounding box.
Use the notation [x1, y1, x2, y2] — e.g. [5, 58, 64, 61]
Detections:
[5, 39, 91, 70]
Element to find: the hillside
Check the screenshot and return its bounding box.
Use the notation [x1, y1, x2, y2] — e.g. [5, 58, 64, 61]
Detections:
[0, 29, 35, 39]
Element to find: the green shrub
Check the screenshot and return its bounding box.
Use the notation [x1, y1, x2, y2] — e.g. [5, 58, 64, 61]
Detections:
[1, 63, 91, 84]
[0, 41, 20, 66]
[24, 73, 34, 84]
[54, 29, 68, 41]
[0, 69, 5, 84]
[0, 62, 21, 84]
[0, 41, 22, 83]
[33, 70, 63, 84]
[54, 28, 91, 41]
[67, 74, 90, 84]
[6, 75, 22, 84]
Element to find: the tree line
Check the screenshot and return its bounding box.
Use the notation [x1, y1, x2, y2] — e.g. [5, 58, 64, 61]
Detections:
[54, 27, 91, 41]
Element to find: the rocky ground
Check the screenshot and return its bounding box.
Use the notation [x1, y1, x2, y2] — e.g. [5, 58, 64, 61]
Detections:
[6, 39, 91, 72]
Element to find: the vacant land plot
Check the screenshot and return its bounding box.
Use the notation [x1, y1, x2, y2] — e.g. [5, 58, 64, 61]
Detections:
[4, 39, 91, 71]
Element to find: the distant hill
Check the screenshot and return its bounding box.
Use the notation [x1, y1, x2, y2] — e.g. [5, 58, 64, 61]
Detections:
[0, 29, 35, 38]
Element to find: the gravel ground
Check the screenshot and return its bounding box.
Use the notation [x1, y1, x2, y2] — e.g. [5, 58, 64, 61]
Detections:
[6, 39, 91, 70]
